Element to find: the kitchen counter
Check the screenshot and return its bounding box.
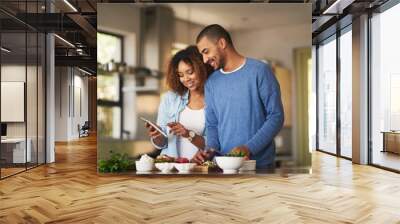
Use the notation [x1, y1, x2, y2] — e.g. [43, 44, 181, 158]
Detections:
[99, 167, 311, 177]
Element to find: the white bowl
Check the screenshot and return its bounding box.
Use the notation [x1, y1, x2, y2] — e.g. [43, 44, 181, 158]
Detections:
[135, 160, 154, 172]
[174, 163, 196, 173]
[155, 163, 175, 173]
[215, 157, 244, 174]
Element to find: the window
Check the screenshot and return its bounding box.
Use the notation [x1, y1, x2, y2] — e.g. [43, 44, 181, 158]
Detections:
[317, 36, 337, 154]
[339, 28, 352, 158]
[97, 32, 122, 64]
[98, 106, 121, 139]
[98, 74, 120, 102]
[315, 23, 353, 159]
[97, 31, 123, 139]
[310, 47, 317, 152]
[370, 2, 400, 171]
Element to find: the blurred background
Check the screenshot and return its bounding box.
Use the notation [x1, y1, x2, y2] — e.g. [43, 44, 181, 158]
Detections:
[97, 3, 312, 168]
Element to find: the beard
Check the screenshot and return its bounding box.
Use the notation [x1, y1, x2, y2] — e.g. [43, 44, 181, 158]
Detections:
[216, 50, 226, 69]
[218, 57, 226, 70]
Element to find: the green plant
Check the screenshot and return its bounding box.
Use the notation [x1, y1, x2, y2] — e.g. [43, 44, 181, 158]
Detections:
[98, 150, 135, 173]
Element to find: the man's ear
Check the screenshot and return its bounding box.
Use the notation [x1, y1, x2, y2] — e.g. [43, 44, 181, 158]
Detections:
[217, 38, 227, 50]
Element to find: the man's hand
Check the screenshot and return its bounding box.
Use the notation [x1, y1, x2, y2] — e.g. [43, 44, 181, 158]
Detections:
[191, 150, 215, 164]
[230, 145, 251, 160]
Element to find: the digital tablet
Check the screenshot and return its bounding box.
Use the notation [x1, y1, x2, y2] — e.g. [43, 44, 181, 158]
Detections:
[140, 117, 167, 137]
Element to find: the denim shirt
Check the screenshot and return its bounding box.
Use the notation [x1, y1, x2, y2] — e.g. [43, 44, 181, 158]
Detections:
[151, 90, 206, 157]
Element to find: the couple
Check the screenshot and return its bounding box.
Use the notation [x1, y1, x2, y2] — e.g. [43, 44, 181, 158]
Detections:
[146, 24, 284, 169]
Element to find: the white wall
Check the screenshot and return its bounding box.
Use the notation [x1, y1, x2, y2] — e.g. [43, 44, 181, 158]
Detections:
[1, 65, 36, 137]
[72, 74, 89, 138]
[1, 64, 46, 163]
[174, 18, 204, 46]
[55, 67, 89, 141]
[232, 23, 311, 74]
[55, 67, 68, 141]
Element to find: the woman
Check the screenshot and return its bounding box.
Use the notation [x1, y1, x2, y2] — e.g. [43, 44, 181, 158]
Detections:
[145, 46, 212, 160]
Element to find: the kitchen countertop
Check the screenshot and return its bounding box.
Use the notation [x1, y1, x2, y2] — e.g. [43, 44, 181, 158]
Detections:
[99, 167, 311, 177]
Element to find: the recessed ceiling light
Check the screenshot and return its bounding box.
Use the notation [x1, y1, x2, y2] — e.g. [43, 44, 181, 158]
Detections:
[54, 34, 75, 48]
[1, 47, 11, 53]
[63, 0, 78, 12]
[78, 67, 93, 76]
[323, 0, 354, 15]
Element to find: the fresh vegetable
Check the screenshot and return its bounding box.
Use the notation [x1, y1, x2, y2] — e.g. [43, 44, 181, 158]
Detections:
[98, 150, 135, 173]
[175, 157, 190, 163]
[154, 155, 175, 163]
[225, 151, 247, 157]
[201, 160, 217, 168]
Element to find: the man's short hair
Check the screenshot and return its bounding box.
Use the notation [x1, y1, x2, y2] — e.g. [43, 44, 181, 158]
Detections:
[196, 24, 233, 47]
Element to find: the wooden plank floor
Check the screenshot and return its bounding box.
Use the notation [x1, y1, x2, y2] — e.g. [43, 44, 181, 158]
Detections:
[1, 167, 26, 178]
[1, 135, 400, 224]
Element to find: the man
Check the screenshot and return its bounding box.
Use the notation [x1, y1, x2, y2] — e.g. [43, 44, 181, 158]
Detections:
[193, 24, 284, 169]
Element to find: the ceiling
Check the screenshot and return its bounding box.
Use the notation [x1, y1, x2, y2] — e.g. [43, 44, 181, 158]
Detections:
[0, 0, 97, 74]
[165, 3, 310, 31]
[1, 33, 45, 65]
[0, 0, 96, 14]
[311, 0, 389, 42]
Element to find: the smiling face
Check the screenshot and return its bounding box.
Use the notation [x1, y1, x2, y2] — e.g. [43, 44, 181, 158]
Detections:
[177, 60, 201, 92]
[166, 46, 210, 96]
[197, 36, 226, 70]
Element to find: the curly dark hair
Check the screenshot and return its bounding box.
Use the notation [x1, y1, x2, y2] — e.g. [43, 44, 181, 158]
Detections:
[166, 45, 213, 96]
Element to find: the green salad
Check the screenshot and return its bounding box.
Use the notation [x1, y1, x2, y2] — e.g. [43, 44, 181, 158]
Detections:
[225, 151, 247, 157]
[154, 155, 175, 163]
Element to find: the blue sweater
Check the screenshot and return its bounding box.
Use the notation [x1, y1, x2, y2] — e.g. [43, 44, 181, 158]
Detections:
[205, 58, 284, 168]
